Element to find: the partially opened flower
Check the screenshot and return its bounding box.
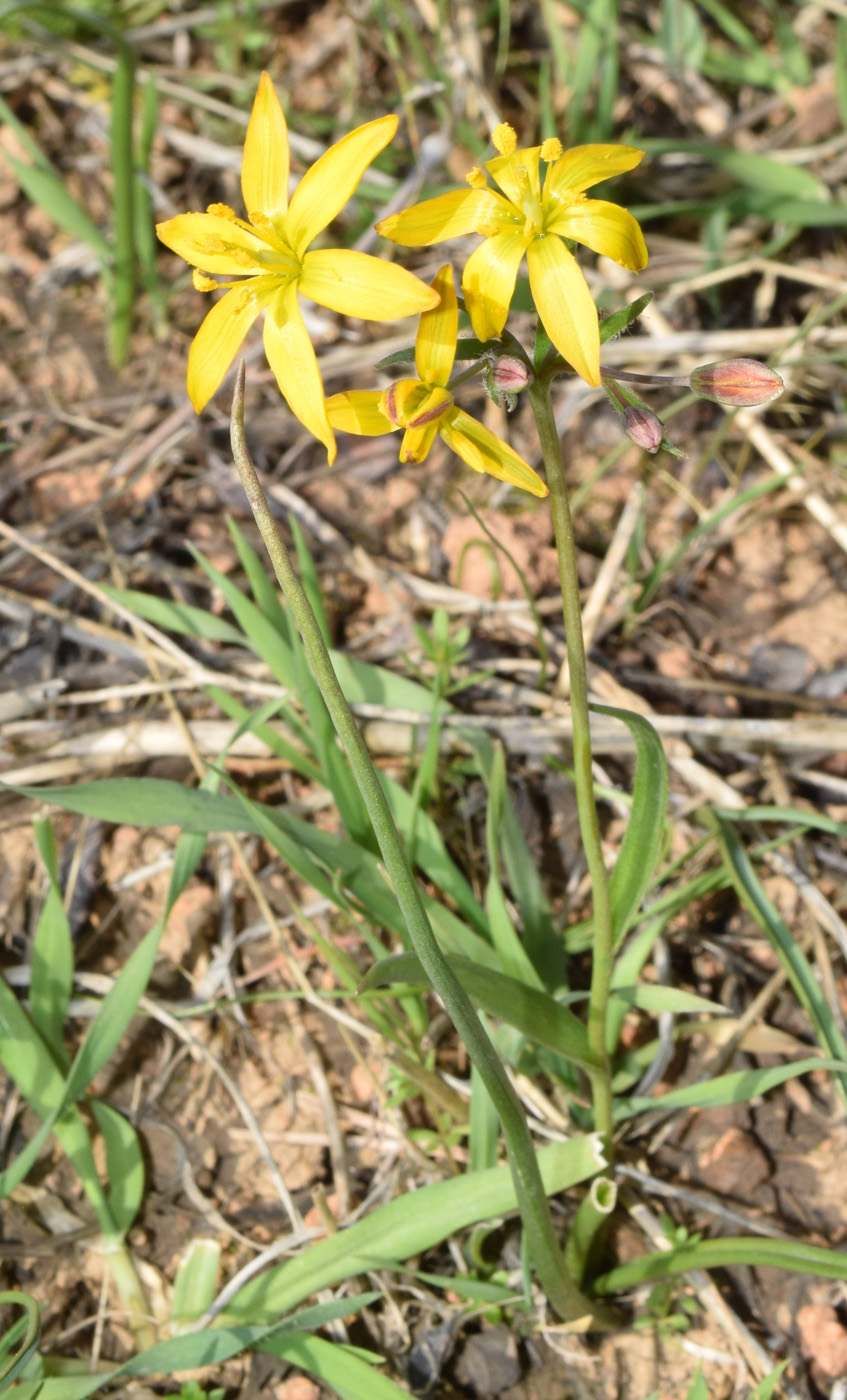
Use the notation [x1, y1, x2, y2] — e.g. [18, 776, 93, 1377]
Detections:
[157, 73, 439, 462]
[376, 125, 648, 388]
[325, 265, 547, 498]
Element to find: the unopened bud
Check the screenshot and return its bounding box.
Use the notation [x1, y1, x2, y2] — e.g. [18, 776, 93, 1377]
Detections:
[622, 404, 663, 453]
[491, 355, 531, 395]
[690, 358, 783, 408]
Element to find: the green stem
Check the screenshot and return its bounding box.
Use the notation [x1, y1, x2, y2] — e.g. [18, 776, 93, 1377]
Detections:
[527, 374, 615, 1151]
[229, 363, 602, 1325]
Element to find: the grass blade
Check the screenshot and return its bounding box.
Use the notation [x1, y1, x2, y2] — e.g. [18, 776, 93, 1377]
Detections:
[716, 818, 847, 1106]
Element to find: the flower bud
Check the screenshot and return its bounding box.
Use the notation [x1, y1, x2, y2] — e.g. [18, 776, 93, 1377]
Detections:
[690, 359, 783, 408]
[490, 355, 532, 395]
[622, 404, 663, 453]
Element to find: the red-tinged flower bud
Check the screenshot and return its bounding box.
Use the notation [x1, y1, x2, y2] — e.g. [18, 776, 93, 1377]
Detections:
[690, 359, 783, 408]
[622, 404, 663, 453]
[490, 355, 531, 395]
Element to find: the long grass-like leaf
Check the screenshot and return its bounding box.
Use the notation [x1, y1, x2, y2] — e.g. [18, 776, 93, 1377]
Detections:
[90, 1102, 144, 1235]
[717, 818, 847, 1106]
[594, 1234, 847, 1295]
[615, 1056, 846, 1119]
[591, 705, 668, 946]
[29, 818, 72, 1065]
[361, 951, 597, 1068]
[223, 1134, 604, 1321]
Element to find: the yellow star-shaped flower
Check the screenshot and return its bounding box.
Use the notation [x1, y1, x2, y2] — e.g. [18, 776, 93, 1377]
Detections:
[325, 266, 547, 498]
[156, 73, 439, 462]
[375, 126, 648, 388]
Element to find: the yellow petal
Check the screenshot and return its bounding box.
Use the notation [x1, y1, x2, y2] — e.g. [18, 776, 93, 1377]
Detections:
[156, 212, 268, 275]
[299, 249, 439, 319]
[414, 264, 457, 387]
[526, 236, 600, 386]
[241, 72, 289, 226]
[461, 230, 529, 343]
[186, 282, 273, 412]
[439, 409, 548, 497]
[546, 198, 648, 271]
[485, 146, 541, 208]
[375, 188, 512, 246]
[399, 420, 439, 464]
[285, 115, 398, 258]
[325, 390, 395, 436]
[380, 378, 428, 426]
[263, 281, 336, 462]
[545, 143, 644, 198]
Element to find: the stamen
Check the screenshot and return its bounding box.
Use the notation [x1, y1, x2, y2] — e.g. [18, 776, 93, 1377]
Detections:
[541, 138, 563, 162]
[492, 123, 517, 156]
[476, 219, 504, 238]
[466, 167, 489, 190]
[193, 270, 219, 292]
[206, 203, 238, 221]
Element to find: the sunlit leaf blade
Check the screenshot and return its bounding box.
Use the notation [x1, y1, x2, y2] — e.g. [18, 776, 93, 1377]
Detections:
[260, 1333, 410, 1400]
[590, 705, 668, 945]
[717, 818, 847, 1107]
[594, 1234, 847, 1296]
[615, 1056, 847, 1120]
[0, 1289, 40, 1391]
[29, 818, 73, 1065]
[360, 951, 597, 1068]
[223, 1135, 604, 1320]
[91, 1102, 144, 1235]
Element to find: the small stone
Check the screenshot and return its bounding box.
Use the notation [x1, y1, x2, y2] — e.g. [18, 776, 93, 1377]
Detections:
[697, 1127, 771, 1195]
[797, 1303, 847, 1380]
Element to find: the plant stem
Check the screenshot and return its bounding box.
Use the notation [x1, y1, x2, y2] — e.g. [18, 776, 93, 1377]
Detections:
[230, 363, 603, 1325]
[527, 374, 615, 1151]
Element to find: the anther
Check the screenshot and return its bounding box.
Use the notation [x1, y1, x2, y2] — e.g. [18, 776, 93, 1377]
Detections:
[466, 167, 489, 189]
[492, 122, 517, 156]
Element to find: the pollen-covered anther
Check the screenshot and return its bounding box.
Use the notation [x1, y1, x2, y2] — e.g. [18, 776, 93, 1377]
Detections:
[492, 122, 517, 156]
[206, 202, 238, 221]
[248, 211, 282, 242]
[475, 219, 503, 238]
[192, 270, 219, 292]
[541, 138, 563, 162]
[466, 167, 489, 190]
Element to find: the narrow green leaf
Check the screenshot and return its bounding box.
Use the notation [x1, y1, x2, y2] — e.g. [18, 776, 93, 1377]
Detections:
[594, 1234, 847, 1296]
[223, 1134, 604, 1320]
[102, 587, 246, 645]
[615, 1056, 846, 1120]
[171, 1239, 221, 1328]
[469, 1047, 500, 1173]
[227, 518, 291, 642]
[611, 985, 728, 1016]
[638, 138, 829, 202]
[261, 1334, 409, 1400]
[717, 818, 847, 1105]
[590, 705, 668, 945]
[716, 805, 847, 841]
[91, 1102, 144, 1235]
[29, 818, 73, 1065]
[0, 149, 111, 257]
[484, 746, 544, 988]
[0, 1289, 40, 1391]
[360, 951, 597, 1068]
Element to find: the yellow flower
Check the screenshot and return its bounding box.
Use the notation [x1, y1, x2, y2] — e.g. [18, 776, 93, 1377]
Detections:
[156, 73, 439, 463]
[325, 266, 547, 498]
[375, 126, 648, 388]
